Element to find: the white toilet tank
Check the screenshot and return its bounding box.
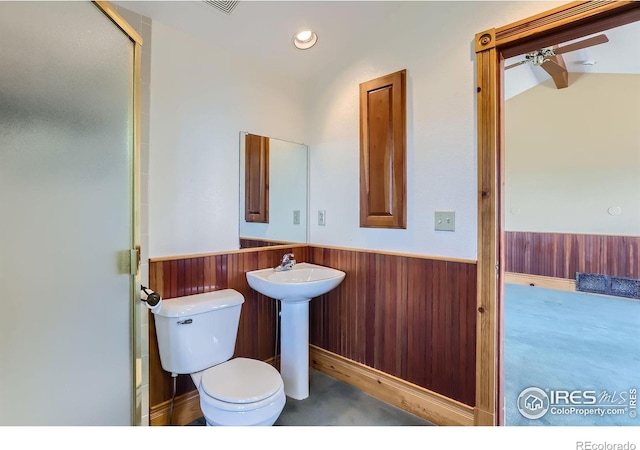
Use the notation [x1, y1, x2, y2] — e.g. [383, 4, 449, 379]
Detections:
[153, 289, 244, 375]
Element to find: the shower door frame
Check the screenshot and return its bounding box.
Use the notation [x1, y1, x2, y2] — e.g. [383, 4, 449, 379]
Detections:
[93, 1, 144, 425]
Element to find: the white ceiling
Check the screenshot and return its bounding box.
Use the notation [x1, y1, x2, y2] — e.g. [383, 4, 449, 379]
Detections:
[116, 1, 640, 90]
[115, 1, 406, 80]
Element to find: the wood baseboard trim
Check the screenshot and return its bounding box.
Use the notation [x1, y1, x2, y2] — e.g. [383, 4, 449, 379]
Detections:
[504, 272, 576, 292]
[309, 345, 474, 426]
[474, 407, 495, 426]
[150, 390, 202, 426]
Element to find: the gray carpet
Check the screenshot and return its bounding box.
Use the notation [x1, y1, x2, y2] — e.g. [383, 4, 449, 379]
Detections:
[188, 369, 433, 426]
[505, 283, 640, 426]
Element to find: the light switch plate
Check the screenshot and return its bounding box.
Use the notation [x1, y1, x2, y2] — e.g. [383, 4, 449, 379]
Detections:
[293, 210, 300, 225]
[435, 211, 455, 231]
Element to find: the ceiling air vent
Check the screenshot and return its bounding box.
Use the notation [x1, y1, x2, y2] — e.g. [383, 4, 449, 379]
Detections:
[202, 1, 239, 15]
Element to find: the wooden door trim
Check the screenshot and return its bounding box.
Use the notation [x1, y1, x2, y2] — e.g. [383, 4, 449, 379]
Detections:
[473, 0, 640, 426]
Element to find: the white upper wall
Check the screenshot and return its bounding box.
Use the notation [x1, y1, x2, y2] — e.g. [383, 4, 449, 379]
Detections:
[505, 73, 640, 236]
[148, 1, 568, 260]
[306, 1, 566, 260]
[149, 21, 307, 258]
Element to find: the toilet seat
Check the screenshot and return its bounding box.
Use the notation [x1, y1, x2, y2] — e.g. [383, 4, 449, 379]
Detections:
[195, 357, 285, 413]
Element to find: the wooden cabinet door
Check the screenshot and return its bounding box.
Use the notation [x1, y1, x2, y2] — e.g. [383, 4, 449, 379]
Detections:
[245, 133, 269, 223]
[359, 70, 406, 229]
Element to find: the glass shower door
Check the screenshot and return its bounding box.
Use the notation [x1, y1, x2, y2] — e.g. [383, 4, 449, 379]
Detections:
[0, 1, 135, 425]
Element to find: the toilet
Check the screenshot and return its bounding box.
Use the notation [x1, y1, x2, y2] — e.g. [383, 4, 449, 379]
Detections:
[152, 289, 286, 426]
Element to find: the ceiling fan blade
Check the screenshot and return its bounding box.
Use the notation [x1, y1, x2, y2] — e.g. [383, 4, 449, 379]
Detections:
[540, 59, 567, 77]
[554, 34, 609, 55]
[505, 60, 527, 70]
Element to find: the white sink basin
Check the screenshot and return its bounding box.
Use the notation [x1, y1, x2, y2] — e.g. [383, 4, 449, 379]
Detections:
[246, 261, 346, 400]
[246, 262, 345, 302]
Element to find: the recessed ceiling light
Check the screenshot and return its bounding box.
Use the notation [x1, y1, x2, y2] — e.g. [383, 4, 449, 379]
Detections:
[293, 29, 318, 50]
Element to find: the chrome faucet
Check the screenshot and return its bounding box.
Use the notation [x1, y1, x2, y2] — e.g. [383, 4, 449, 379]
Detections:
[275, 253, 296, 272]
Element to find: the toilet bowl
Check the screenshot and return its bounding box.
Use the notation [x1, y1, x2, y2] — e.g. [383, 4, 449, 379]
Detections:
[151, 289, 286, 426]
[193, 358, 286, 426]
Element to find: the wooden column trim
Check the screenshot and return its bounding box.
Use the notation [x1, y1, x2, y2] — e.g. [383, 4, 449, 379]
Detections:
[474, 0, 640, 427]
[475, 28, 496, 53]
[475, 44, 500, 427]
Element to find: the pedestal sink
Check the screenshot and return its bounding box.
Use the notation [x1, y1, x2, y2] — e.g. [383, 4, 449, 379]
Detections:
[246, 262, 346, 400]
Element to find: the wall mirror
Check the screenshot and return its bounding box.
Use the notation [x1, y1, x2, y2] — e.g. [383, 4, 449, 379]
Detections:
[239, 132, 308, 248]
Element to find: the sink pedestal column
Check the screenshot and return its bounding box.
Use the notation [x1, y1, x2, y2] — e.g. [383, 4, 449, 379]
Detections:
[279, 298, 310, 400]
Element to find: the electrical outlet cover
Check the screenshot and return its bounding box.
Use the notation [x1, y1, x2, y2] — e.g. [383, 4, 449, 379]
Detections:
[318, 210, 326, 226]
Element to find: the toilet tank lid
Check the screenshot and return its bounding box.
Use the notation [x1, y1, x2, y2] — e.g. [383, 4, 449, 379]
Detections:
[154, 289, 244, 318]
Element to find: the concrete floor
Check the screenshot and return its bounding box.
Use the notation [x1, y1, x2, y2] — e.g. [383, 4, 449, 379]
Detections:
[188, 369, 433, 426]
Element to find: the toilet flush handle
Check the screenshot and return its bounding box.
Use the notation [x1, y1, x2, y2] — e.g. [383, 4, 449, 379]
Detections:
[177, 319, 193, 325]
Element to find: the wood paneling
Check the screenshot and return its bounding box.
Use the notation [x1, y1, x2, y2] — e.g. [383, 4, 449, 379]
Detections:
[148, 244, 478, 421]
[239, 238, 295, 249]
[359, 70, 406, 229]
[505, 231, 640, 279]
[150, 391, 202, 426]
[244, 133, 269, 223]
[148, 246, 308, 410]
[308, 247, 477, 406]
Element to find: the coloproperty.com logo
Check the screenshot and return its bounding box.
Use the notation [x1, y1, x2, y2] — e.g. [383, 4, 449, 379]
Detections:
[517, 386, 637, 419]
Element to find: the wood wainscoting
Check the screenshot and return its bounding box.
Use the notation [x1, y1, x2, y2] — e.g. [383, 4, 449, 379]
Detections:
[150, 390, 202, 426]
[148, 245, 308, 425]
[310, 346, 474, 426]
[308, 246, 477, 407]
[239, 237, 298, 249]
[505, 231, 640, 279]
[148, 244, 477, 425]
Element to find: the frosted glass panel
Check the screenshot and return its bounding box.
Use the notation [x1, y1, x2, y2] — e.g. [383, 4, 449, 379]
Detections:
[0, 2, 134, 425]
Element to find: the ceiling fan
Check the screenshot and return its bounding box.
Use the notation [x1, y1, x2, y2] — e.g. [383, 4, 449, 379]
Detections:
[505, 34, 609, 87]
